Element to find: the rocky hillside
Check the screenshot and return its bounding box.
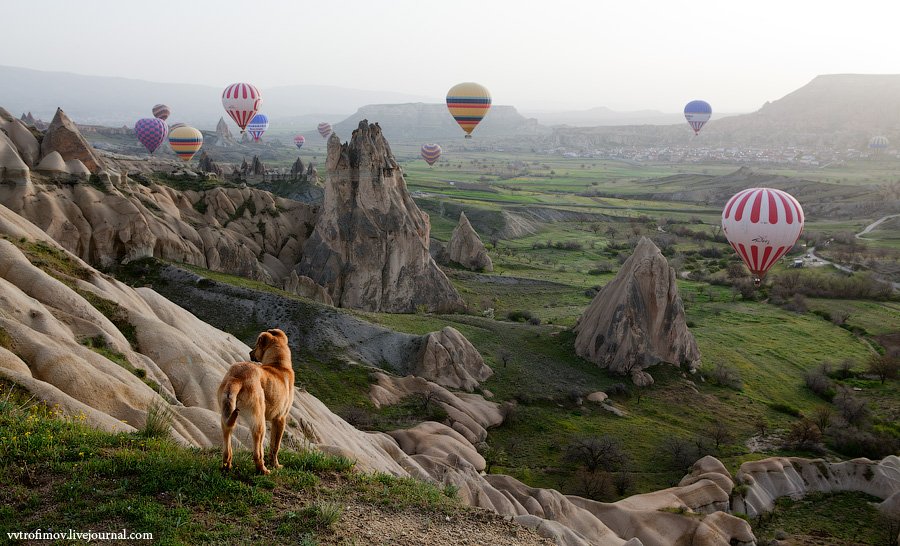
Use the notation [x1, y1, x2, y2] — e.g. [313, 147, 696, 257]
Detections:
[1, 106, 468, 314]
[2, 203, 899, 545]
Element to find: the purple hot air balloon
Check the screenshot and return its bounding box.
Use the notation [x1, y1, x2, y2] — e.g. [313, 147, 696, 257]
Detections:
[134, 118, 169, 154]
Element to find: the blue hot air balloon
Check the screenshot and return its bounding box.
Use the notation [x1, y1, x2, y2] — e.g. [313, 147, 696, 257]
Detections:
[684, 100, 712, 135]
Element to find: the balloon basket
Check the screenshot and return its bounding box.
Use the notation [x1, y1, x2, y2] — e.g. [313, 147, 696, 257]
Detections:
[752, 276, 761, 287]
[464, 135, 472, 139]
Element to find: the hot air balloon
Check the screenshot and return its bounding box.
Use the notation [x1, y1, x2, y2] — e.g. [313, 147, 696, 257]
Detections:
[222, 83, 262, 133]
[152, 104, 170, 121]
[134, 118, 168, 154]
[869, 136, 889, 149]
[722, 188, 804, 286]
[317, 122, 332, 139]
[684, 100, 712, 135]
[169, 122, 188, 130]
[294, 135, 305, 150]
[168, 126, 203, 161]
[247, 113, 269, 142]
[446, 82, 491, 138]
[420, 144, 442, 166]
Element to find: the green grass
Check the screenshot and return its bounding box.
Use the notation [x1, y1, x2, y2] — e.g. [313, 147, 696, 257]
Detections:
[0, 380, 463, 545]
[752, 492, 896, 545]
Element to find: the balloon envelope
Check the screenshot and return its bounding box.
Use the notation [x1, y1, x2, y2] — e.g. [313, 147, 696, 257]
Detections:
[222, 83, 262, 132]
[152, 104, 170, 120]
[684, 100, 712, 134]
[317, 122, 332, 139]
[869, 136, 889, 149]
[246, 113, 269, 142]
[134, 118, 168, 153]
[420, 143, 442, 166]
[446, 82, 491, 137]
[168, 126, 203, 161]
[294, 135, 305, 149]
[169, 122, 187, 130]
[722, 187, 804, 281]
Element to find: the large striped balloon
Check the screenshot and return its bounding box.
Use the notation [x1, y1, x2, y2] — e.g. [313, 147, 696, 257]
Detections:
[869, 136, 889, 149]
[168, 126, 203, 161]
[684, 100, 712, 135]
[317, 122, 332, 139]
[446, 82, 491, 138]
[169, 122, 188, 130]
[722, 188, 804, 284]
[152, 104, 170, 121]
[247, 113, 269, 142]
[134, 117, 169, 154]
[294, 135, 305, 150]
[420, 143, 442, 166]
[222, 83, 262, 133]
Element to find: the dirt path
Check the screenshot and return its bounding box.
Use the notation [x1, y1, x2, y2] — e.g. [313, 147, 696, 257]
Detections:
[856, 213, 900, 239]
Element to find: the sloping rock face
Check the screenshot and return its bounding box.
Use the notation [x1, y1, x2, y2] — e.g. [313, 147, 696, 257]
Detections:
[0, 180, 317, 284]
[447, 211, 493, 271]
[297, 121, 464, 313]
[573, 237, 700, 382]
[0, 132, 31, 185]
[413, 326, 492, 391]
[40, 108, 105, 173]
[0, 109, 40, 167]
[733, 456, 900, 518]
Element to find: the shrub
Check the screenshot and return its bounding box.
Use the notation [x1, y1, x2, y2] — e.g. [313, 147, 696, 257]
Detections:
[803, 371, 834, 401]
[506, 310, 535, 322]
[827, 427, 900, 459]
[709, 361, 742, 390]
[769, 403, 801, 417]
[833, 388, 869, 426]
[563, 436, 629, 473]
[604, 383, 631, 398]
[567, 469, 615, 501]
[527, 316, 542, 326]
[661, 437, 697, 471]
[867, 353, 899, 384]
[140, 399, 174, 439]
[786, 419, 822, 450]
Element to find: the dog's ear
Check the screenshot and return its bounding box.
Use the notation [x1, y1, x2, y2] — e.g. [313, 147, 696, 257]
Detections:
[256, 330, 274, 350]
[266, 328, 285, 338]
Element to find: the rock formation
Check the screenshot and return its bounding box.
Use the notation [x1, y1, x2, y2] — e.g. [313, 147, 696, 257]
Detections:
[213, 117, 236, 147]
[240, 155, 266, 176]
[0, 179, 317, 284]
[296, 121, 464, 313]
[573, 237, 700, 383]
[0, 108, 41, 167]
[306, 162, 318, 181]
[413, 326, 492, 391]
[290, 157, 305, 176]
[447, 211, 493, 271]
[35, 151, 69, 175]
[40, 108, 105, 173]
[282, 270, 333, 305]
[197, 151, 224, 179]
[0, 132, 31, 185]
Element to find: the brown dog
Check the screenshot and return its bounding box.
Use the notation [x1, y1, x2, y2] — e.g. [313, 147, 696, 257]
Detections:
[218, 328, 295, 474]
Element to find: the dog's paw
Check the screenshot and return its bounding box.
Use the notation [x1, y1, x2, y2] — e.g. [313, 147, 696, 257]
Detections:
[258, 466, 271, 475]
[220, 463, 232, 473]
[272, 463, 283, 470]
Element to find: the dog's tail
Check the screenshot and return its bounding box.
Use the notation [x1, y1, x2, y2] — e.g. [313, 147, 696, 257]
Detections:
[221, 380, 241, 427]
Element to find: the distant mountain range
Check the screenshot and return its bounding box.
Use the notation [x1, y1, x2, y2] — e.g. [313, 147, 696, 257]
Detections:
[0, 65, 438, 128]
[521, 107, 686, 127]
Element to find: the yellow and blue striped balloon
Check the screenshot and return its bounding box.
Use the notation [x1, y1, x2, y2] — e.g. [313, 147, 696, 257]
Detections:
[446, 82, 491, 138]
[168, 126, 203, 161]
[420, 144, 442, 166]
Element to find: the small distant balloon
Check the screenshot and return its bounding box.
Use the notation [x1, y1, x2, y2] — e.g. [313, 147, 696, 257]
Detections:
[446, 82, 491, 138]
[869, 136, 889, 149]
[222, 82, 262, 133]
[152, 104, 170, 121]
[684, 100, 712, 135]
[246, 113, 269, 142]
[420, 143, 442, 166]
[169, 122, 187, 130]
[317, 122, 333, 139]
[134, 118, 168, 154]
[168, 126, 203, 162]
[294, 135, 305, 150]
[722, 187, 804, 285]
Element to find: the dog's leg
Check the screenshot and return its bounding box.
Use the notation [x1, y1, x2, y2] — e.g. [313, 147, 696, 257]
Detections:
[250, 412, 269, 475]
[269, 415, 287, 470]
[221, 418, 235, 472]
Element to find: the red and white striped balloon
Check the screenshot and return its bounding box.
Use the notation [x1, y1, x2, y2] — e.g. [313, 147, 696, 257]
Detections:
[221, 83, 262, 133]
[722, 187, 804, 283]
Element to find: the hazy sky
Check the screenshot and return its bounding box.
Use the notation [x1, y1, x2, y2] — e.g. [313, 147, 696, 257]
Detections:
[2, 0, 898, 112]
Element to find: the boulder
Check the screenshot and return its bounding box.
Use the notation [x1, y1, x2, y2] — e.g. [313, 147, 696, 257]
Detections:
[586, 391, 608, 403]
[65, 159, 91, 179]
[40, 108, 105, 173]
[35, 151, 69, 174]
[413, 326, 492, 391]
[447, 211, 493, 271]
[573, 237, 700, 381]
[296, 121, 464, 312]
[282, 270, 333, 306]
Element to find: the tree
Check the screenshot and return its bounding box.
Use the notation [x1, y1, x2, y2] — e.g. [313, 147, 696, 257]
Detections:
[753, 417, 768, 438]
[497, 349, 512, 369]
[706, 421, 734, 451]
[563, 436, 628, 473]
[867, 353, 899, 384]
[786, 419, 822, 450]
[661, 437, 696, 471]
[478, 443, 508, 474]
[811, 405, 833, 432]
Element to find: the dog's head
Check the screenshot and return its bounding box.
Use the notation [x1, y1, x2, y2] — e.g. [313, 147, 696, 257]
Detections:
[249, 329, 288, 363]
